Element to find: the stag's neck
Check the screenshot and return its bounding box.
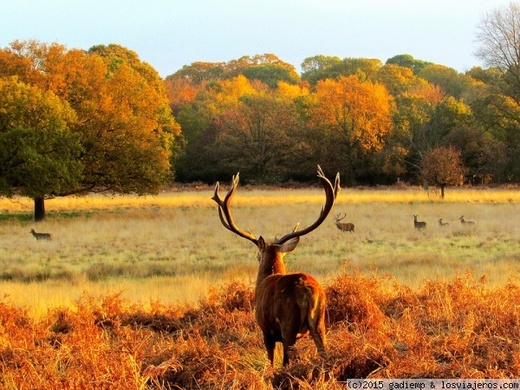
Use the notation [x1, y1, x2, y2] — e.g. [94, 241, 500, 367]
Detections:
[256, 252, 286, 287]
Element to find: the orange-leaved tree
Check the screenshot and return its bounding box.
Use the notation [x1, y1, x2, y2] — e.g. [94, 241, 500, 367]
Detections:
[420, 146, 466, 198]
[0, 40, 180, 220]
[309, 75, 394, 184]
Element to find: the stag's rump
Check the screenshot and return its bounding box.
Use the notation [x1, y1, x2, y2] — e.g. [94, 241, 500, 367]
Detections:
[255, 273, 326, 339]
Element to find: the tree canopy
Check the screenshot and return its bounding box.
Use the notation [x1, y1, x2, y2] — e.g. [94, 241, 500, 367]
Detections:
[420, 146, 466, 198]
[0, 77, 82, 217]
[0, 40, 181, 220]
[165, 41, 520, 186]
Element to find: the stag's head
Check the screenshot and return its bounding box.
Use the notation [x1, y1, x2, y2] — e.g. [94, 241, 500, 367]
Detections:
[212, 165, 340, 280]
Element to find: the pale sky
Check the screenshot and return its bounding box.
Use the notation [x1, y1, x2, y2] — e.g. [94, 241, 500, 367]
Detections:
[0, 0, 507, 77]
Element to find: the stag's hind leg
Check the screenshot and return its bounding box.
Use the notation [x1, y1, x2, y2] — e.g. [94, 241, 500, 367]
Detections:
[308, 296, 327, 359]
[281, 336, 298, 366]
[280, 314, 301, 366]
[309, 319, 327, 358]
[263, 333, 276, 366]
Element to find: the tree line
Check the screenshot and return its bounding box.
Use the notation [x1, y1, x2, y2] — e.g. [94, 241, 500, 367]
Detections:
[166, 4, 520, 187]
[166, 51, 516, 186]
[1, 3, 519, 219]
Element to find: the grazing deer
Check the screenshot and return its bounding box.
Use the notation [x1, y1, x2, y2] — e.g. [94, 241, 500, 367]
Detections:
[459, 216, 475, 225]
[335, 213, 355, 232]
[438, 219, 449, 227]
[413, 215, 427, 229]
[30, 228, 52, 240]
[212, 166, 340, 367]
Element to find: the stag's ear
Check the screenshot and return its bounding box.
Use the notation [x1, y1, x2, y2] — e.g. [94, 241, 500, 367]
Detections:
[257, 236, 267, 251]
[278, 237, 300, 253]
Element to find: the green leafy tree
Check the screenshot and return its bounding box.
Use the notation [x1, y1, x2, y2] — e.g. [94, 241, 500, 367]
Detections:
[214, 94, 303, 182]
[241, 65, 298, 88]
[301, 55, 342, 85]
[302, 56, 382, 86]
[443, 125, 507, 183]
[0, 77, 83, 221]
[386, 54, 432, 75]
[420, 146, 466, 198]
[0, 40, 180, 218]
[425, 97, 473, 148]
[418, 64, 473, 99]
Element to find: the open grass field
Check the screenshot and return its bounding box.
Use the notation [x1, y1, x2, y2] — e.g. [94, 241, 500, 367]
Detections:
[0, 186, 519, 388]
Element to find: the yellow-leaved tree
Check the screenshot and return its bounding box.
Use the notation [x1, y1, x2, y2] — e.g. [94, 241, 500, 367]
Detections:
[309, 75, 394, 184]
[0, 40, 181, 220]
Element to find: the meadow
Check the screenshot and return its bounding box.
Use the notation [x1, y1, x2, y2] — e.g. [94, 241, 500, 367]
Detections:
[0, 185, 519, 388]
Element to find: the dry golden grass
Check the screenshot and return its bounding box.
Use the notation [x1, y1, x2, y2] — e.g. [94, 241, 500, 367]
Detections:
[1, 274, 520, 389]
[0, 186, 519, 387]
[1, 185, 519, 212]
[0, 187, 519, 316]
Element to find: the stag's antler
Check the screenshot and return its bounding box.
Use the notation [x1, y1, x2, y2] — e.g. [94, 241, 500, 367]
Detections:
[212, 173, 258, 244]
[212, 165, 340, 245]
[275, 165, 340, 245]
[335, 213, 346, 221]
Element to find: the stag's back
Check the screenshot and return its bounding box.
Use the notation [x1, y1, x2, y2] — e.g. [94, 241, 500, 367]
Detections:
[255, 273, 326, 340]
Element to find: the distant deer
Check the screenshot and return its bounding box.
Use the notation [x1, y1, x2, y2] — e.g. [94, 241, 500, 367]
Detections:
[335, 213, 355, 232]
[438, 219, 449, 227]
[459, 216, 475, 225]
[212, 165, 340, 367]
[30, 228, 52, 240]
[413, 215, 427, 229]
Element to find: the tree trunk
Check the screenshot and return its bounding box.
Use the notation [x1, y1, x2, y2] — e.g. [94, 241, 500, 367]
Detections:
[440, 184, 446, 199]
[34, 197, 46, 222]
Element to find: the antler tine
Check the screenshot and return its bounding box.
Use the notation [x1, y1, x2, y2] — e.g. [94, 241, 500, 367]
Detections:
[334, 172, 341, 198]
[212, 173, 258, 244]
[276, 165, 340, 245]
[212, 181, 231, 231]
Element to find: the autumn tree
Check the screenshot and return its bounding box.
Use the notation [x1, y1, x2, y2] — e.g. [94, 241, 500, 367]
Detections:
[308, 75, 394, 184]
[0, 40, 180, 219]
[475, 3, 520, 181]
[174, 75, 258, 182]
[0, 77, 83, 221]
[375, 63, 417, 96]
[301, 57, 382, 86]
[386, 54, 432, 75]
[214, 94, 304, 182]
[420, 146, 466, 198]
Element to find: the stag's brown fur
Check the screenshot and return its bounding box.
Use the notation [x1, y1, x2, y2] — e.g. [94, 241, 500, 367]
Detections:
[335, 213, 354, 232]
[254, 237, 326, 366]
[212, 166, 339, 367]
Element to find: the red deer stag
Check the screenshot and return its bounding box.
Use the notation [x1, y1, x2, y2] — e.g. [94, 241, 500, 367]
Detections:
[212, 165, 340, 367]
[335, 213, 355, 232]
